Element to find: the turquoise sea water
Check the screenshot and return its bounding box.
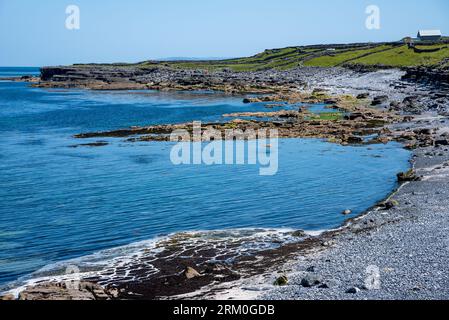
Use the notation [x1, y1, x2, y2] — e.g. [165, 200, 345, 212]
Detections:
[0, 68, 410, 287]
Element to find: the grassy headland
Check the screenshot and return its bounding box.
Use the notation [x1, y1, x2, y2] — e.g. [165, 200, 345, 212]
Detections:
[132, 41, 449, 72]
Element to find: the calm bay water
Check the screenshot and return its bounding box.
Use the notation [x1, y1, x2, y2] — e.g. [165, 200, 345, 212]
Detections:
[0, 68, 410, 287]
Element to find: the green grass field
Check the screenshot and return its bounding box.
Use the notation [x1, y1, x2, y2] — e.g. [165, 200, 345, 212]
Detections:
[133, 41, 449, 72]
[303, 45, 394, 67]
[349, 45, 449, 67]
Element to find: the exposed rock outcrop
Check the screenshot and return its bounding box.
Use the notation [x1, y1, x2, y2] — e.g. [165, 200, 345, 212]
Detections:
[402, 66, 449, 85]
[10, 282, 113, 301]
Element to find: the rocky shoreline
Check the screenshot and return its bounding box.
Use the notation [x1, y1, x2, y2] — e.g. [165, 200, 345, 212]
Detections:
[261, 142, 449, 300]
[0, 75, 40, 83]
[2, 65, 449, 300]
[73, 92, 400, 146]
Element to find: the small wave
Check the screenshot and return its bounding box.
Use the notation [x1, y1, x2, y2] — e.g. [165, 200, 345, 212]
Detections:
[2, 227, 309, 296]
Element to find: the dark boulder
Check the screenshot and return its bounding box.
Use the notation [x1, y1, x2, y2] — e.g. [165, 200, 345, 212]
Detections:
[397, 169, 421, 182]
[300, 274, 321, 287]
[371, 95, 389, 106]
[273, 275, 288, 286]
[435, 139, 449, 146]
[356, 93, 370, 99]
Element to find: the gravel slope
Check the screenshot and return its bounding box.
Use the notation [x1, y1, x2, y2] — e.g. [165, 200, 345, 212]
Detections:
[263, 142, 449, 300]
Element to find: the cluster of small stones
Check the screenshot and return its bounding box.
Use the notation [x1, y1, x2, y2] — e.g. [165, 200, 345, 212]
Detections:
[394, 127, 449, 150]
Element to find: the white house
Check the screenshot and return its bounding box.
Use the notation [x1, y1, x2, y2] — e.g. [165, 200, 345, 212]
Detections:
[417, 30, 442, 41]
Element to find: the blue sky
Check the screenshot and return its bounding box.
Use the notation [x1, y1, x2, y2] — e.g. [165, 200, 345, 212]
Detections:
[1, 0, 448, 66]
